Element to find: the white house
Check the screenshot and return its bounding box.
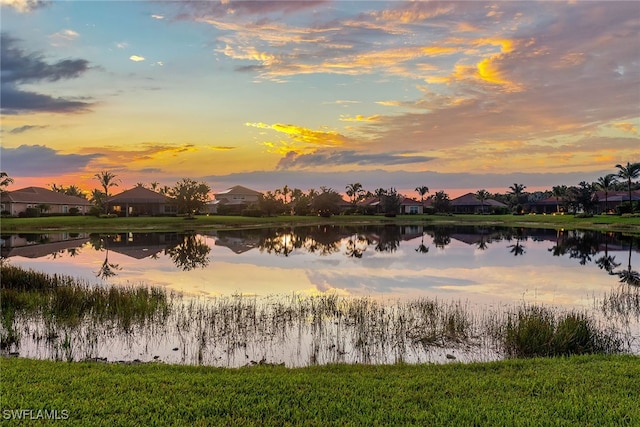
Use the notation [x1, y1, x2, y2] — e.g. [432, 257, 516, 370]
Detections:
[207, 185, 262, 214]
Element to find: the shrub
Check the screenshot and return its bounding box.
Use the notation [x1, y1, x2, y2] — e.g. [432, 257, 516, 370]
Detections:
[491, 206, 510, 215]
[241, 209, 263, 217]
[503, 306, 621, 358]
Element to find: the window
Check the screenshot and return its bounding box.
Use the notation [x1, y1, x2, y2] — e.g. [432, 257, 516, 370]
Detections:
[63, 205, 68, 213]
[409, 206, 419, 214]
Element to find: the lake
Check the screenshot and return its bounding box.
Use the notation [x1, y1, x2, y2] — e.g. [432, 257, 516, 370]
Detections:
[2, 225, 639, 366]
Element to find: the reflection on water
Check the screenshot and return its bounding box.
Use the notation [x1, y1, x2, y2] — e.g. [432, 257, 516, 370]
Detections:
[2, 226, 638, 302]
[2, 226, 639, 367]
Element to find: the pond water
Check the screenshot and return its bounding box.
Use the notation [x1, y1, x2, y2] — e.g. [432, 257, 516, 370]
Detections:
[2, 225, 639, 366]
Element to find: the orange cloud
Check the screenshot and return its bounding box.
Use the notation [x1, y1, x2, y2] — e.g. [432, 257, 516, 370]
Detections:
[611, 122, 638, 134]
[339, 114, 381, 122]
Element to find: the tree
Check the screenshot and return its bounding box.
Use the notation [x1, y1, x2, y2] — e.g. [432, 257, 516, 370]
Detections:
[259, 191, 286, 216]
[430, 191, 451, 214]
[475, 189, 490, 214]
[615, 162, 640, 211]
[552, 185, 568, 213]
[169, 178, 211, 218]
[508, 183, 527, 213]
[566, 182, 598, 215]
[596, 174, 618, 214]
[310, 187, 343, 217]
[0, 172, 14, 193]
[345, 182, 364, 206]
[415, 186, 429, 202]
[94, 171, 119, 214]
[276, 185, 291, 204]
[380, 188, 402, 216]
[88, 189, 106, 215]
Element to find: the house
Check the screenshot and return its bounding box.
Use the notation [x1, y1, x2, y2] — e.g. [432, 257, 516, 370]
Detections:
[107, 187, 176, 217]
[450, 193, 508, 214]
[207, 185, 262, 214]
[358, 197, 382, 214]
[400, 198, 424, 214]
[1, 187, 93, 216]
[528, 196, 562, 214]
[595, 190, 640, 214]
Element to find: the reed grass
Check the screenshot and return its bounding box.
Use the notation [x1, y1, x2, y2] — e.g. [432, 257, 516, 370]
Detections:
[1, 263, 636, 365]
[502, 305, 622, 358]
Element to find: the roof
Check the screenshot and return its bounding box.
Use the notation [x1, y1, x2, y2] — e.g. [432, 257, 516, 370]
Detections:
[1, 187, 92, 206]
[215, 185, 262, 197]
[400, 197, 422, 206]
[108, 187, 172, 204]
[451, 193, 508, 207]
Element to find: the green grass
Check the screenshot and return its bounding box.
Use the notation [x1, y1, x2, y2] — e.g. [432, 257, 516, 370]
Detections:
[1, 355, 638, 426]
[2, 213, 639, 234]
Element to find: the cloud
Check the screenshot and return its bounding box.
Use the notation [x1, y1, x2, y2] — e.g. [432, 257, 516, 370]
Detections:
[246, 122, 353, 153]
[209, 146, 237, 151]
[611, 122, 638, 134]
[49, 29, 79, 47]
[0, 33, 93, 114]
[116, 42, 128, 49]
[0, 0, 49, 13]
[8, 124, 48, 134]
[0, 145, 101, 177]
[276, 150, 436, 170]
[151, 14, 164, 20]
[129, 55, 145, 62]
[1, 86, 92, 114]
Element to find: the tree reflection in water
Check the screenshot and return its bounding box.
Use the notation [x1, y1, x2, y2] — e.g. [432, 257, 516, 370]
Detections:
[90, 235, 122, 279]
[616, 236, 640, 287]
[165, 234, 211, 271]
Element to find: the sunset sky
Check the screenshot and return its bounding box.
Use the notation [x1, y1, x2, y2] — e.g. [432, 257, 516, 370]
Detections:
[1, 0, 638, 198]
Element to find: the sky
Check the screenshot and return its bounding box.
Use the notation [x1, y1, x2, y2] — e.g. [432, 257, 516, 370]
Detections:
[1, 0, 638, 198]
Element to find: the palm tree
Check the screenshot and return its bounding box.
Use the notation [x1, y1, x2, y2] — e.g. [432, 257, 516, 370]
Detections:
[345, 182, 364, 206]
[276, 185, 291, 204]
[94, 171, 119, 214]
[615, 162, 640, 211]
[552, 185, 567, 213]
[596, 174, 618, 214]
[415, 186, 429, 202]
[508, 183, 527, 213]
[475, 189, 490, 214]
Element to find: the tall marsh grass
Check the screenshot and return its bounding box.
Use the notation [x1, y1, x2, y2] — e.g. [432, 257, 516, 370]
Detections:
[501, 305, 622, 358]
[1, 262, 636, 366]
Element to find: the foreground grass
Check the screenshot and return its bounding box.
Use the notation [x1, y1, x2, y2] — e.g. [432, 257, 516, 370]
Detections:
[2, 213, 639, 234]
[1, 355, 638, 426]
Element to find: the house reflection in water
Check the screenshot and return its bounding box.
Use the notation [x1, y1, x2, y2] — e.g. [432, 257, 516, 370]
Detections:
[1, 233, 90, 259]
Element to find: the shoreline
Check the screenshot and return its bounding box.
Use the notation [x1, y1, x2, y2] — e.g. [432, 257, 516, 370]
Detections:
[2, 213, 640, 235]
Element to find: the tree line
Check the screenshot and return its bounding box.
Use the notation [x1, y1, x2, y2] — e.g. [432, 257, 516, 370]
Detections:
[1, 161, 638, 217]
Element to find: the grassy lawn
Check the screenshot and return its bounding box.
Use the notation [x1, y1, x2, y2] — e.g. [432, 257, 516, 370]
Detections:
[2, 213, 639, 234]
[1, 355, 638, 426]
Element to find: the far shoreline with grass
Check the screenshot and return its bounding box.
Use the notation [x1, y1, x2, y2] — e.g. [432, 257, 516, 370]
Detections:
[2, 212, 640, 235]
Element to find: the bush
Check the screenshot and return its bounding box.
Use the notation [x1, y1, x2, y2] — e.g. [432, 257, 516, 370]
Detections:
[616, 201, 638, 215]
[68, 207, 80, 216]
[241, 208, 263, 217]
[503, 306, 621, 358]
[22, 208, 40, 218]
[491, 206, 510, 215]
